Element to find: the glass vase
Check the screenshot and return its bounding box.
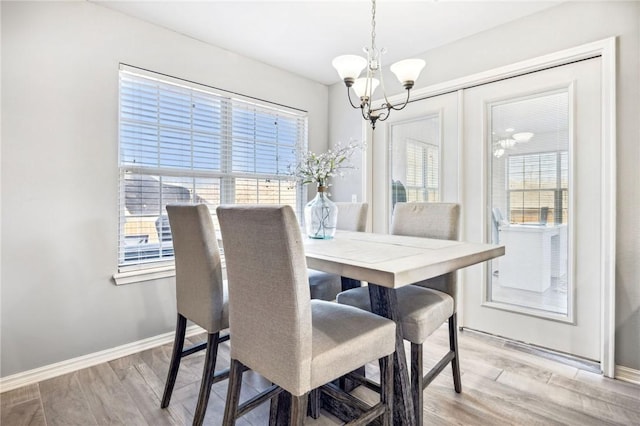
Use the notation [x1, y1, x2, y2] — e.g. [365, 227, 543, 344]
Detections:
[304, 185, 338, 239]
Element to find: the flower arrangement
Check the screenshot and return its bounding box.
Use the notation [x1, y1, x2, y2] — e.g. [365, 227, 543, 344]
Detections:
[290, 140, 364, 188]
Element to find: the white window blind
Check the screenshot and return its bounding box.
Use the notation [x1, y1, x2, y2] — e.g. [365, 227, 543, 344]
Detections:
[507, 151, 568, 224]
[118, 66, 307, 271]
[405, 140, 439, 202]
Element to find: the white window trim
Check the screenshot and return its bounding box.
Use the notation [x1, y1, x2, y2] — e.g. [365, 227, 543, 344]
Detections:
[113, 264, 176, 285]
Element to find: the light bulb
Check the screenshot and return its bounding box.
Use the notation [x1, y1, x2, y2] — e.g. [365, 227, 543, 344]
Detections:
[352, 78, 380, 99]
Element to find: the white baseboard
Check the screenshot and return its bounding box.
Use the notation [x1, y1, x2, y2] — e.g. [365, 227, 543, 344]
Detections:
[615, 365, 640, 385]
[0, 325, 206, 394]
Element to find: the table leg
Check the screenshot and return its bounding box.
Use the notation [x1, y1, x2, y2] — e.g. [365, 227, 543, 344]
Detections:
[340, 278, 364, 392]
[368, 284, 416, 426]
[341, 277, 362, 291]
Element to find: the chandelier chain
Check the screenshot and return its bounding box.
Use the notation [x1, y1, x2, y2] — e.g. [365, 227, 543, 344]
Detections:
[370, 0, 377, 52]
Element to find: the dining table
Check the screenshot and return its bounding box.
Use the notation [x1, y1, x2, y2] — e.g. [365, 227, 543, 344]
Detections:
[302, 230, 505, 426]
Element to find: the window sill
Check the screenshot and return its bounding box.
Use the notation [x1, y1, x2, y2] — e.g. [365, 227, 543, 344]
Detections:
[113, 265, 176, 285]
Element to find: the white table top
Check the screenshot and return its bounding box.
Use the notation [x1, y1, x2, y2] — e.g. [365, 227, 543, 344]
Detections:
[304, 230, 505, 289]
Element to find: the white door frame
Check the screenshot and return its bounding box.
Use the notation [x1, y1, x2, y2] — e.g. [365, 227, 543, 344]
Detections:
[364, 37, 616, 377]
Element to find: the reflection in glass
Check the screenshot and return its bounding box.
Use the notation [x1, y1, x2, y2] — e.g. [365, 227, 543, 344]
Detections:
[488, 91, 569, 316]
[390, 115, 440, 218]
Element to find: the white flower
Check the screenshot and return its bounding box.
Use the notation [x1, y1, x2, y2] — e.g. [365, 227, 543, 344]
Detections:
[290, 140, 365, 187]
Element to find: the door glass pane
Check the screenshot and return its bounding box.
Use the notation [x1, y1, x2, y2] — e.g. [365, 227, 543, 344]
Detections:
[390, 115, 440, 219]
[488, 90, 569, 316]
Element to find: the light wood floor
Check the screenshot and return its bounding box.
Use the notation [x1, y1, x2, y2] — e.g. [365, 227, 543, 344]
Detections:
[2, 326, 639, 425]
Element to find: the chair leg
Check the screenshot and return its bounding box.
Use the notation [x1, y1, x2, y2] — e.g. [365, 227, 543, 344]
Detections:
[269, 392, 279, 426]
[193, 332, 221, 426]
[222, 359, 245, 426]
[290, 393, 308, 426]
[449, 313, 462, 393]
[161, 314, 187, 408]
[308, 389, 320, 419]
[380, 354, 394, 426]
[410, 343, 423, 426]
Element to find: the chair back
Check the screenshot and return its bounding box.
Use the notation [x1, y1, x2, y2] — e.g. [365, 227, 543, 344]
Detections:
[335, 202, 369, 232]
[391, 202, 460, 302]
[166, 204, 226, 332]
[539, 206, 549, 225]
[217, 205, 312, 394]
[491, 207, 504, 243]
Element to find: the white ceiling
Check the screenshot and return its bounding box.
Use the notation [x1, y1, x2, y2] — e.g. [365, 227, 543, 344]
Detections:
[93, 0, 561, 86]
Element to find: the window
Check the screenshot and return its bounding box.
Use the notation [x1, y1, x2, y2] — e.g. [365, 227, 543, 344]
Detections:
[405, 139, 439, 202]
[507, 151, 568, 225]
[390, 115, 441, 216]
[117, 66, 307, 273]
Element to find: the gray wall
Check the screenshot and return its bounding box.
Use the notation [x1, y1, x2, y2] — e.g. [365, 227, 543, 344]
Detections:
[329, 1, 640, 371]
[1, 1, 328, 377]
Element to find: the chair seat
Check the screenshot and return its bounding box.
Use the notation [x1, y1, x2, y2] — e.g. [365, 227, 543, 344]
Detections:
[310, 300, 396, 390]
[308, 270, 341, 301]
[336, 285, 454, 344]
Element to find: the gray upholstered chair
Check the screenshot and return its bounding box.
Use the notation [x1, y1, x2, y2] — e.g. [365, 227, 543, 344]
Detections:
[308, 202, 368, 300]
[162, 204, 230, 426]
[217, 205, 395, 425]
[336, 202, 461, 425]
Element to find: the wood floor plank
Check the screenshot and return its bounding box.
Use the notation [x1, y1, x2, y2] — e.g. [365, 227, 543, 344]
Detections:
[421, 380, 514, 426]
[0, 383, 41, 409]
[138, 343, 201, 393]
[75, 362, 148, 425]
[448, 368, 566, 426]
[304, 409, 346, 425]
[209, 369, 271, 426]
[549, 373, 640, 415]
[431, 329, 577, 383]
[422, 339, 503, 382]
[0, 398, 46, 426]
[498, 370, 637, 425]
[575, 369, 640, 399]
[39, 372, 98, 426]
[456, 329, 580, 379]
[172, 380, 252, 426]
[109, 354, 180, 426]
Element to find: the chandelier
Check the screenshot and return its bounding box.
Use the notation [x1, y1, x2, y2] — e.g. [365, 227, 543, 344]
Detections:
[493, 132, 535, 158]
[332, 0, 426, 129]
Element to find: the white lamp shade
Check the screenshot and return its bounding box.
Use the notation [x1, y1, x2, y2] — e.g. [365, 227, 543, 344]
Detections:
[390, 59, 426, 84]
[352, 78, 380, 98]
[512, 132, 534, 142]
[332, 55, 367, 81]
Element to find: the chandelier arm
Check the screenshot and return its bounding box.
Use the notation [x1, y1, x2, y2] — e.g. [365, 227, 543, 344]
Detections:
[385, 89, 412, 111]
[346, 86, 361, 110]
[376, 108, 391, 123]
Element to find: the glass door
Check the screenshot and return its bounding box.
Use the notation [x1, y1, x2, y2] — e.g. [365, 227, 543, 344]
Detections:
[369, 92, 459, 233]
[461, 57, 603, 362]
[488, 90, 570, 317]
[390, 115, 441, 210]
